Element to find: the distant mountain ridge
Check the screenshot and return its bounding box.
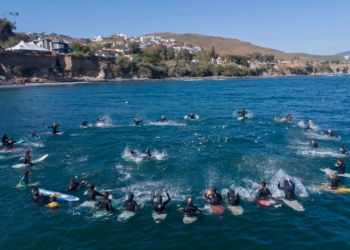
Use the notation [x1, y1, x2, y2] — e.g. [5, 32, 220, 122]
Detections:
[145, 32, 342, 62]
[336, 51, 350, 56]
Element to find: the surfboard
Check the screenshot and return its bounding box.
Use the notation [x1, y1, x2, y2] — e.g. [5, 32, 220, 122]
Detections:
[12, 154, 49, 168]
[316, 186, 350, 193]
[14, 139, 25, 145]
[92, 211, 110, 219]
[33, 154, 49, 163]
[320, 168, 350, 178]
[257, 199, 276, 206]
[16, 181, 40, 188]
[123, 156, 137, 161]
[29, 136, 40, 141]
[282, 199, 305, 211]
[152, 211, 167, 223]
[47, 132, 64, 135]
[178, 207, 200, 224]
[80, 125, 89, 129]
[210, 205, 225, 215]
[237, 117, 245, 120]
[34, 188, 79, 201]
[227, 205, 244, 215]
[118, 211, 136, 222]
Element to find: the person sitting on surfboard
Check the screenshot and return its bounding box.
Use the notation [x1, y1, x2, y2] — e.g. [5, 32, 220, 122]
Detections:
[32, 188, 49, 204]
[122, 193, 141, 212]
[134, 118, 142, 125]
[19, 170, 30, 186]
[277, 177, 295, 200]
[5, 139, 16, 149]
[28, 130, 39, 140]
[87, 184, 103, 201]
[328, 173, 341, 189]
[2, 132, 9, 145]
[151, 189, 171, 214]
[188, 113, 196, 120]
[226, 189, 240, 206]
[327, 129, 340, 138]
[157, 116, 167, 122]
[286, 114, 293, 122]
[312, 140, 318, 148]
[328, 159, 346, 174]
[180, 197, 200, 215]
[46, 195, 59, 208]
[308, 120, 314, 126]
[204, 186, 223, 206]
[47, 122, 61, 134]
[23, 150, 33, 166]
[278, 113, 283, 120]
[340, 146, 349, 155]
[65, 178, 87, 192]
[238, 109, 248, 118]
[81, 118, 88, 127]
[256, 182, 272, 200]
[95, 192, 114, 211]
[97, 116, 105, 123]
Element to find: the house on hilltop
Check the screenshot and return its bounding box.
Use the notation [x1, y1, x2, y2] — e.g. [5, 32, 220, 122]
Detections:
[34, 39, 70, 54]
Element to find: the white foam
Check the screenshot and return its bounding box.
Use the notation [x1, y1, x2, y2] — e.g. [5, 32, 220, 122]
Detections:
[184, 114, 200, 120]
[149, 121, 186, 127]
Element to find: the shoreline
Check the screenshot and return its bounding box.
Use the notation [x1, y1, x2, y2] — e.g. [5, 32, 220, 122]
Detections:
[0, 73, 348, 88]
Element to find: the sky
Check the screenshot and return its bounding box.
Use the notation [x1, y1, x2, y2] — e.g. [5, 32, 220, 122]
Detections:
[1, 0, 349, 55]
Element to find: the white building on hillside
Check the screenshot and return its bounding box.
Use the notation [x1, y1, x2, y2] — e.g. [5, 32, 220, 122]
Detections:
[93, 36, 104, 42]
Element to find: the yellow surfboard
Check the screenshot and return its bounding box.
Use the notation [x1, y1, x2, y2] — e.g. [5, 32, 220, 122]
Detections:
[15, 182, 40, 188]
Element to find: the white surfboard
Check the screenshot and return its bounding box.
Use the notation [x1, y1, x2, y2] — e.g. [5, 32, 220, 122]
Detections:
[33, 154, 49, 163]
[92, 211, 110, 219]
[152, 211, 167, 223]
[282, 199, 305, 211]
[118, 211, 136, 221]
[227, 205, 244, 215]
[178, 207, 200, 224]
[16, 181, 40, 188]
[320, 168, 350, 178]
[237, 117, 245, 120]
[12, 154, 49, 168]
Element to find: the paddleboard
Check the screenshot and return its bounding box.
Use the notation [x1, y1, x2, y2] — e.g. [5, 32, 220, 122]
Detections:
[316, 186, 350, 193]
[320, 168, 350, 178]
[16, 181, 39, 188]
[282, 199, 305, 211]
[237, 117, 245, 121]
[152, 211, 167, 223]
[227, 205, 244, 215]
[33, 188, 79, 201]
[257, 199, 276, 206]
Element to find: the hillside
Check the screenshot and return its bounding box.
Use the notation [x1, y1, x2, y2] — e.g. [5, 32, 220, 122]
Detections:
[145, 32, 342, 62]
[336, 51, 350, 56]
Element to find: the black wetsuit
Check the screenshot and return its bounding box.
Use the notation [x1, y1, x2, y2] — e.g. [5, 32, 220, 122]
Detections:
[95, 198, 114, 211]
[48, 124, 60, 134]
[97, 118, 105, 123]
[81, 121, 88, 126]
[122, 198, 140, 212]
[204, 192, 223, 206]
[23, 154, 33, 165]
[312, 143, 318, 148]
[33, 193, 49, 203]
[2, 134, 8, 145]
[66, 182, 85, 192]
[238, 110, 247, 118]
[183, 203, 199, 215]
[341, 149, 349, 155]
[134, 118, 142, 125]
[331, 162, 346, 174]
[227, 190, 240, 206]
[331, 177, 341, 189]
[189, 114, 196, 119]
[328, 132, 339, 138]
[277, 181, 295, 200]
[256, 188, 272, 200]
[6, 141, 15, 149]
[150, 193, 171, 213]
[87, 189, 103, 201]
[29, 134, 39, 140]
[286, 115, 293, 122]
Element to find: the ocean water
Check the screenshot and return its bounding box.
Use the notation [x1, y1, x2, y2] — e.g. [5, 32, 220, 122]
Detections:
[1, 76, 350, 249]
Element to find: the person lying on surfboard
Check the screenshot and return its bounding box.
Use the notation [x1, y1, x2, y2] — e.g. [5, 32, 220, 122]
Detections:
[151, 189, 171, 214]
[277, 177, 295, 200]
[312, 140, 318, 148]
[46, 122, 61, 134]
[2, 132, 9, 145]
[134, 118, 142, 125]
[204, 186, 223, 206]
[65, 178, 87, 192]
[340, 146, 349, 155]
[122, 193, 141, 212]
[81, 118, 88, 127]
[328, 173, 340, 189]
[328, 159, 346, 174]
[327, 129, 340, 138]
[180, 197, 200, 215]
[23, 150, 34, 166]
[128, 149, 152, 159]
[95, 192, 114, 211]
[28, 130, 40, 140]
[256, 182, 272, 200]
[19, 170, 30, 186]
[226, 189, 240, 206]
[237, 109, 248, 118]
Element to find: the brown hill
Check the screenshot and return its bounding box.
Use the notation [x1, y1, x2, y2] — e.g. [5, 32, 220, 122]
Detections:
[145, 32, 341, 62]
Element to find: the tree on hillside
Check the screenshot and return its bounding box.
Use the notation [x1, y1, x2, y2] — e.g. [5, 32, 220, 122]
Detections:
[0, 18, 15, 42]
[5, 32, 29, 48]
[128, 41, 141, 54]
[210, 46, 216, 58]
[71, 42, 90, 54]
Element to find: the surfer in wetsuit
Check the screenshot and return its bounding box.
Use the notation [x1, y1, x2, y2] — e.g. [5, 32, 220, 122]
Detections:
[134, 118, 142, 125]
[23, 150, 33, 166]
[328, 172, 341, 189]
[46, 195, 59, 208]
[238, 109, 248, 118]
[2, 132, 9, 145]
[28, 130, 39, 140]
[81, 118, 88, 127]
[157, 116, 167, 122]
[181, 197, 200, 215]
[340, 146, 349, 155]
[122, 193, 141, 212]
[327, 129, 340, 138]
[286, 114, 293, 122]
[204, 186, 223, 206]
[256, 182, 272, 200]
[188, 113, 196, 120]
[47, 123, 61, 134]
[328, 159, 346, 174]
[278, 113, 283, 120]
[65, 178, 86, 192]
[32, 188, 49, 203]
[277, 177, 295, 200]
[19, 170, 30, 186]
[97, 116, 105, 123]
[150, 189, 171, 214]
[226, 189, 240, 206]
[87, 184, 103, 201]
[312, 140, 318, 148]
[95, 192, 114, 211]
[5, 139, 16, 149]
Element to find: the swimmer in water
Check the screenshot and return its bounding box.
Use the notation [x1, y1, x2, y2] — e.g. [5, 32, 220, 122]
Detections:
[19, 170, 30, 186]
[312, 140, 318, 148]
[204, 186, 223, 206]
[46, 122, 61, 134]
[238, 109, 248, 118]
[277, 177, 295, 200]
[23, 150, 33, 166]
[81, 118, 88, 127]
[226, 189, 240, 206]
[340, 146, 349, 155]
[122, 193, 141, 212]
[328, 159, 346, 174]
[256, 182, 272, 200]
[87, 184, 103, 201]
[134, 118, 142, 125]
[328, 172, 340, 189]
[151, 189, 171, 214]
[95, 192, 114, 211]
[65, 178, 87, 192]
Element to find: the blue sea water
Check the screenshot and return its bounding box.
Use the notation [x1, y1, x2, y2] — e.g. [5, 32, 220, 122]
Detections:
[0, 76, 350, 249]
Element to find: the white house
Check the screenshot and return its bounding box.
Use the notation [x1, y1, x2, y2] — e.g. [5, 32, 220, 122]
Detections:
[93, 36, 104, 42]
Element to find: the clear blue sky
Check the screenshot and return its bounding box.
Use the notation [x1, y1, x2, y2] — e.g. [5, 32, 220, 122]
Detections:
[1, 0, 348, 55]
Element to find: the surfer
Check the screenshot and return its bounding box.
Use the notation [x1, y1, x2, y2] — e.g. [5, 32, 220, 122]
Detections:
[65, 178, 87, 192]
[256, 182, 272, 200]
[122, 193, 141, 212]
[238, 109, 248, 118]
[19, 170, 30, 186]
[81, 118, 88, 127]
[157, 116, 167, 122]
[277, 177, 295, 200]
[87, 184, 103, 201]
[5, 139, 16, 149]
[46, 195, 59, 208]
[2, 132, 9, 145]
[278, 113, 283, 120]
[181, 197, 200, 215]
[328, 172, 341, 189]
[340, 146, 349, 155]
[97, 116, 105, 123]
[28, 130, 39, 140]
[286, 114, 293, 122]
[95, 192, 114, 211]
[23, 150, 33, 166]
[226, 189, 240, 206]
[150, 189, 171, 214]
[328, 159, 346, 174]
[32, 188, 49, 204]
[129, 149, 152, 159]
[312, 140, 318, 148]
[46, 122, 61, 134]
[188, 113, 196, 120]
[204, 186, 223, 205]
[309, 120, 314, 126]
[327, 129, 340, 138]
[134, 118, 142, 125]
